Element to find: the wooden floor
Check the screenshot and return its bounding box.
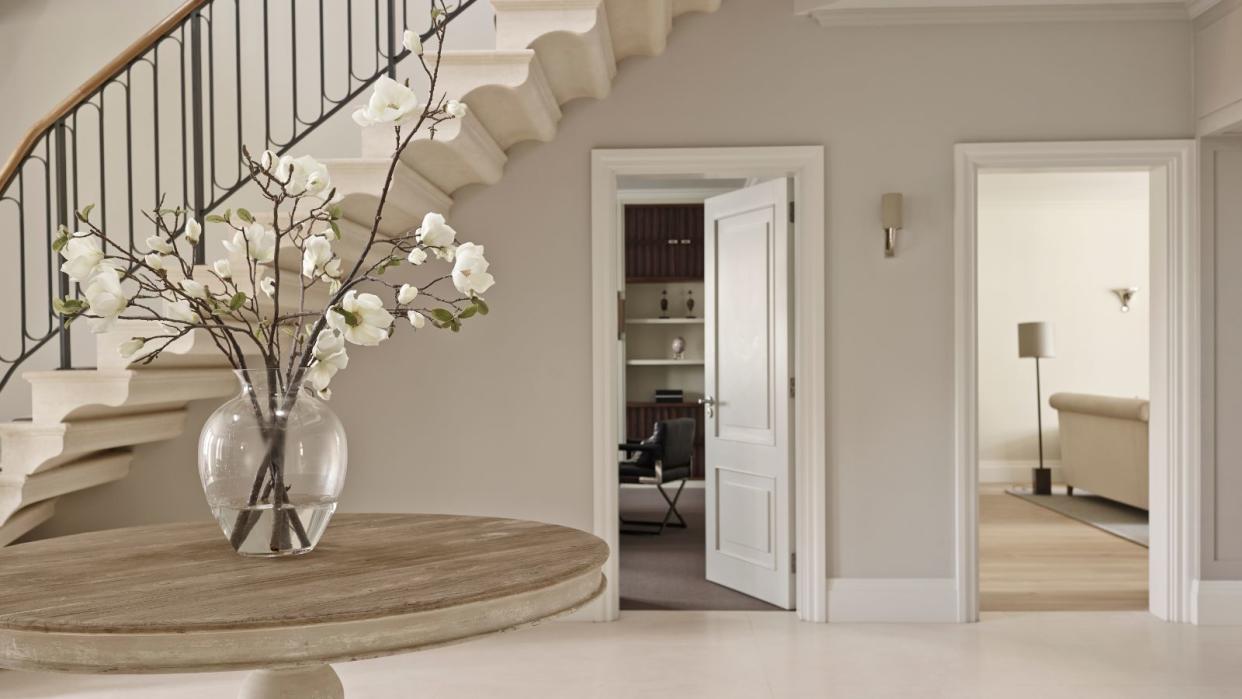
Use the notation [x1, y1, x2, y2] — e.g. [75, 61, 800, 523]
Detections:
[980, 485, 1147, 612]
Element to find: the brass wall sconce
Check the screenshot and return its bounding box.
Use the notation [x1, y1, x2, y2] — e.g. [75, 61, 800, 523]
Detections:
[881, 192, 904, 258]
[1112, 287, 1139, 312]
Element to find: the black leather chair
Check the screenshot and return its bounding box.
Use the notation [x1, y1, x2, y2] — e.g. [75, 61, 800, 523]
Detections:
[619, 417, 696, 535]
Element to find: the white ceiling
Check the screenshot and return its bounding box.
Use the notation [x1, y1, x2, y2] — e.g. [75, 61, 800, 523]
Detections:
[794, 0, 1222, 26]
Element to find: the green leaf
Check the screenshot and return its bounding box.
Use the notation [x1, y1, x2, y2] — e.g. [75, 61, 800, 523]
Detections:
[332, 306, 360, 327]
[228, 292, 247, 311]
[431, 308, 455, 323]
[52, 298, 86, 316]
[206, 214, 228, 224]
[76, 203, 95, 222]
[236, 208, 255, 224]
[329, 221, 342, 240]
[473, 298, 489, 315]
[328, 204, 343, 220]
[51, 229, 70, 253]
[459, 305, 477, 319]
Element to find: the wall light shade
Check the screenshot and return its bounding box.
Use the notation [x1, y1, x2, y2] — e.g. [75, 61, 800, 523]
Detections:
[1017, 321, 1055, 359]
[881, 192, 904, 257]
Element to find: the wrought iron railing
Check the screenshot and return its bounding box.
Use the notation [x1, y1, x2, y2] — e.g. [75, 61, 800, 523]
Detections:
[0, 0, 478, 395]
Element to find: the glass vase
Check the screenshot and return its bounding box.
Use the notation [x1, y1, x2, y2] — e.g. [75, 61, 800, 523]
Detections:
[198, 369, 347, 556]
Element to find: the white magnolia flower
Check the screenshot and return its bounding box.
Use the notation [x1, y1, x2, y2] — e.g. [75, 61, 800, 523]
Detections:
[258, 275, 276, 298]
[398, 284, 418, 304]
[183, 218, 202, 245]
[302, 235, 334, 278]
[407, 247, 427, 265]
[59, 234, 104, 283]
[351, 76, 420, 127]
[328, 290, 394, 346]
[451, 242, 495, 296]
[446, 100, 467, 118]
[83, 267, 128, 330]
[146, 235, 174, 255]
[212, 258, 232, 279]
[402, 29, 422, 55]
[407, 310, 426, 330]
[415, 212, 456, 249]
[306, 326, 350, 396]
[179, 278, 208, 299]
[223, 223, 276, 263]
[276, 155, 331, 196]
[164, 298, 197, 324]
[259, 149, 277, 171]
[118, 338, 145, 359]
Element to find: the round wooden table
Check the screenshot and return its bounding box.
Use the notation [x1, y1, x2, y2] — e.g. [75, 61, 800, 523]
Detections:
[0, 513, 609, 698]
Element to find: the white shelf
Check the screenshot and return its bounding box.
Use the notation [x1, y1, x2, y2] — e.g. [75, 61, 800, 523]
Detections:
[626, 359, 705, 366]
[625, 318, 705, 325]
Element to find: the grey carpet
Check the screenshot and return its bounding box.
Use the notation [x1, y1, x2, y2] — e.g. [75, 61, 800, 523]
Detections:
[1006, 486, 1149, 547]
[619, 487, 780, 611]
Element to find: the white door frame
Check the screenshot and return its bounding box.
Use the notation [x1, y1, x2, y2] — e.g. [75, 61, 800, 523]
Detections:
[953, 140, 1199, 623]
[591, 146, 828, 622]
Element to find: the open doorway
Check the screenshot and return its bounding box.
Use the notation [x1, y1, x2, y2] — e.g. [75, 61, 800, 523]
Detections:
[590, 147, 828, 623]
[954, 141, 1199, 623]
[616, 177, 792, 612]
[975, 170, 1151, 611]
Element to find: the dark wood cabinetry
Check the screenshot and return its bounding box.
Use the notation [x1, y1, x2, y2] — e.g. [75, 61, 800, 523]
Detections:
[625, 402, 705, 480]
[624, 204, 704, 282]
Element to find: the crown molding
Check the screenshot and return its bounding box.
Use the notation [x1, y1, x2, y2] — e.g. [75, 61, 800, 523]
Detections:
[795, 0, 1201, 26]
[1187, 0, 1223, 17]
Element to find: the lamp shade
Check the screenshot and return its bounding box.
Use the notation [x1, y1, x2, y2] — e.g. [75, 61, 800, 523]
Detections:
[1017, 322, 1055, 359]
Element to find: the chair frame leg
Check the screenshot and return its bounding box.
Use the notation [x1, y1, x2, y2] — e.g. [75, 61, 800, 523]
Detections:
[620, 479, 689, 535]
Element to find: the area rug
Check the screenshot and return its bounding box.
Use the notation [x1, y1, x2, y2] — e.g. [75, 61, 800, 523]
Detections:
[1005, 487, 1149, 548]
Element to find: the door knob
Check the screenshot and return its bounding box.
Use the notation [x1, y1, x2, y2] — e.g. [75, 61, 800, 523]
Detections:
[698, 395, 715, 418]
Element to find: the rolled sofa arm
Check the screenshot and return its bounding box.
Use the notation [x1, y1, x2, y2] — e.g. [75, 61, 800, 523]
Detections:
[1048, 392, 1149, 423]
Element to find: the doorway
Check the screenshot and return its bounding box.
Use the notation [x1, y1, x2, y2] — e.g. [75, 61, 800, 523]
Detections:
[954, 141, 1199, 623]
[590, 147, 828, 623]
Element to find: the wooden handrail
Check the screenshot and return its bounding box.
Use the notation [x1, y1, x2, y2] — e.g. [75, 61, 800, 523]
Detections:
[0, 0, 211, 195]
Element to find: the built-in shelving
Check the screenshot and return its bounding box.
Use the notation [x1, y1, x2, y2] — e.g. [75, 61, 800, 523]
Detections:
[625, 318, 705, 325]
[626, 359, 705, 366]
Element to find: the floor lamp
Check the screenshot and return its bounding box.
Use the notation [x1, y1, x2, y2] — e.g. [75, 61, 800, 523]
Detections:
[1018, 322, 1055, 496]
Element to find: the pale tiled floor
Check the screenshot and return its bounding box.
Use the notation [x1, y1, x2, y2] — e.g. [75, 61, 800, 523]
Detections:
[6, 611, 1242, 698]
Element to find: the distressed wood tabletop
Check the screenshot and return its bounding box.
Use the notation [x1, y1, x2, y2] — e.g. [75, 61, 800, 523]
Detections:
[0, 513, 609, 673]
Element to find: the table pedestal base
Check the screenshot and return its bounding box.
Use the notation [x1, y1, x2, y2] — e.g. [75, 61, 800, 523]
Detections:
[238, 664, 344, 699]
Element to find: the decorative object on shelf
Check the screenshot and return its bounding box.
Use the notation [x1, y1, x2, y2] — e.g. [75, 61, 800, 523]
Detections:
[659, 289, 669, 318]
[1112, 287, 1139, 313]
[881, 192, 904, 258]
[49, 22, 495, 557]
[1018, 321, 1056, 496]
[685, 289, 696, 318]
[654, 389, 685, 404]
[671, 336, 686, 360]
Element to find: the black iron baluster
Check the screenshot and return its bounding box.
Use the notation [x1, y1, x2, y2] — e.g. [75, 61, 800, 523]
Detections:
[386, 0, 397, 79]
[190, 10, 207, 262]
[53, 123, 71, 370]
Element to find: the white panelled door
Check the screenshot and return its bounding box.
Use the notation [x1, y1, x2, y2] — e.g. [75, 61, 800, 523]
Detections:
[702, 179, 794, 609]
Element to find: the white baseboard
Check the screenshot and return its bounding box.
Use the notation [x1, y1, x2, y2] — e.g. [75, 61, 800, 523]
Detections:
[1193, 580, 1242, 625]
[978, 460, 1062, 484]
[826, 578, 957, 623]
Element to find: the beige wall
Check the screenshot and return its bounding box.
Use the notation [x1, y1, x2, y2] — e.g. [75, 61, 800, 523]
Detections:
[977, 171, 1150, 472]
[10, 2, 1195, 581]
[1195, 0, 1242, 135]
[1202, 136, 1242, 580]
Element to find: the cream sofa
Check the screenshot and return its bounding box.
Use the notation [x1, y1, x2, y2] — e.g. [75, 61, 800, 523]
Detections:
[1049, 393, 1149, 510]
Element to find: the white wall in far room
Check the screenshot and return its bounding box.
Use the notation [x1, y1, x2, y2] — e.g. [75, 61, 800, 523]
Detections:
[977, 171, 1150, 481]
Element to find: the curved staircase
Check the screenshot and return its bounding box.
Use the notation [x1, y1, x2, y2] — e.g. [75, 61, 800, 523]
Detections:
[0, 0, 721, 545]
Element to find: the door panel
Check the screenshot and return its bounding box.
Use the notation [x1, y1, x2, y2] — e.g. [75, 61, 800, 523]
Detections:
[704, 178, 794, 609]
[715, 207, 776, 443]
